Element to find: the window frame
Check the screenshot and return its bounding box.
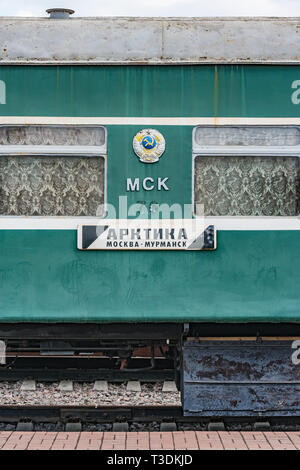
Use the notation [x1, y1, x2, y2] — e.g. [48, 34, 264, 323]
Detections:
[192, 125, 300, 219]
[0, 124, 107, 219]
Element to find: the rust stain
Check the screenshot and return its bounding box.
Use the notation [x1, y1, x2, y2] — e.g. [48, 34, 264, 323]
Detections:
[214, 65, 218, 124]
[194, 355, 262, 381]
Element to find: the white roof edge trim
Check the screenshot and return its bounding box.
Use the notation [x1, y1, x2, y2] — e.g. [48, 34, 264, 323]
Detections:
[3, 117, 300, 126]
[1, 16, 300, 20]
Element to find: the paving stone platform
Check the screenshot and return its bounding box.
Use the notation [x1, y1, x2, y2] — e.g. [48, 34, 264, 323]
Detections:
[0, 431, 299, 450]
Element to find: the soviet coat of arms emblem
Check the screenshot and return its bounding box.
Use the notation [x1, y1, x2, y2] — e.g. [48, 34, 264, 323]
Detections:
[133, 129, 165, 163]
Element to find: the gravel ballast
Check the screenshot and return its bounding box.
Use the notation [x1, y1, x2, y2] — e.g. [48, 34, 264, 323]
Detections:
[0, 381, 181, 407]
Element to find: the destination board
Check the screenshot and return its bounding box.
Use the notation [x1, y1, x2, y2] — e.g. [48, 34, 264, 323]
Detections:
[77, 220, 216, 251]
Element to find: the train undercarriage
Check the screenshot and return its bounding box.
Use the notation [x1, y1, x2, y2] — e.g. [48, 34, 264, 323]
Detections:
[0, 322, 300, 417]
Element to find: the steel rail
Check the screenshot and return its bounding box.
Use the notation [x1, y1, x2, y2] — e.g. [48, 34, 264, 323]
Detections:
[0, 406, 299, 429]
[0, 405, 183, 424]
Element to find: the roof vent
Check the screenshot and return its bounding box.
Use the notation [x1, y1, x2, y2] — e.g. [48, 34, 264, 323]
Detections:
[46, 8, 75, 19]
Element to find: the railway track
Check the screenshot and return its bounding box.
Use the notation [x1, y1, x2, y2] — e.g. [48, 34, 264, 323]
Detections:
[0, 405, 182, 429]
[0, 375, 298, 432]
[0, 378, 298, 432]
[0, 405, 299, 432]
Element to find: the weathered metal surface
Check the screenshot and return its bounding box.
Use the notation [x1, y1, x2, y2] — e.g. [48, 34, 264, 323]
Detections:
[183, 341, 300, 416]
[1, 17, 300, 64]
[3, 65, 300, 119]
[0, 65, 298, 323]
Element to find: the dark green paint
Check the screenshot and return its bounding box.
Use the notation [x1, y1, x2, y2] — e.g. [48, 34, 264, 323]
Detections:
[107, 126, 192, 212]
[0, 65, 299, 117]
[0, 230, 299, 322]
[0, 64, 299, 323]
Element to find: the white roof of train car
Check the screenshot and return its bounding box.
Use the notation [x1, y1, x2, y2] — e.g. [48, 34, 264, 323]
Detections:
[1, 17, 300, 64]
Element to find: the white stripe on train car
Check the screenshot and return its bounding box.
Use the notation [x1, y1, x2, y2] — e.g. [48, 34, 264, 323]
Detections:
[2, 117, 300, 125]
[0, 217, 298, 230]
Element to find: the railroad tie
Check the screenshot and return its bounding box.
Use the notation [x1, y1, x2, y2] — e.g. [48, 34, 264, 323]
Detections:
[93, 380, 108, 391]
[20, 380, 36, 391]
[58, 380, 74, 392]
[126, 381, 142, 392]
[162, 381, 178, 392]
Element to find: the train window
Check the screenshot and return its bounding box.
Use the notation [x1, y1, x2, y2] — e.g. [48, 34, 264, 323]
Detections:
[194, 155, 299, 216]
[0, 125, 105, 146]
[0, 125, 106, 217]
[193, 126, 300, 217]
[194, 126, 300, 146]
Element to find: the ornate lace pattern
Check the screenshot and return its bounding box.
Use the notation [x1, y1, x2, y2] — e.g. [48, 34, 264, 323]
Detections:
[0, 155, 105, 216]
[0, 126, 105, 146]
[194, 156, 300, 216]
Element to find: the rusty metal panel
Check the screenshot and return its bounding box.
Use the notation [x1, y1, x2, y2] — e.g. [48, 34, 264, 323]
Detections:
[183, 341, 300, 416]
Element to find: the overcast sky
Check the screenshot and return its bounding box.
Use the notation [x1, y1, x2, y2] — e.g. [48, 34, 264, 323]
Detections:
[1, 0, 300, 17]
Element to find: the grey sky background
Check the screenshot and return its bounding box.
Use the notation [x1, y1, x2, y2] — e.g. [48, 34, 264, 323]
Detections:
[1, 0, 300, 17]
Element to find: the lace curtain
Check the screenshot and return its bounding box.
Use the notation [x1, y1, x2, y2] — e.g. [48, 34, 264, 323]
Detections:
[0, 126, 105, 146]
[194, 126, 300, 146]
[194, 156, 300, 216]
[0, 155, 105, 216]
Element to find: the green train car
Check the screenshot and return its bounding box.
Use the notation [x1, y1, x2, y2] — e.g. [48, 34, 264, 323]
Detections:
[0, 12, 300, 415]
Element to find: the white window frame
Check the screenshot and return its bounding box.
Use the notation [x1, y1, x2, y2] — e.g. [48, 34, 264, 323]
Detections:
[0, 124, 107, 226]
[192, 125, 300, 220]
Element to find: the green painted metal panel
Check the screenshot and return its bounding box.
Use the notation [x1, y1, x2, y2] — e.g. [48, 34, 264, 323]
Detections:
[107, 125, 192, 212]
[0, 230, 298, 322]
[0, 64, 299, 323]
[0, 65, 299, 117]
